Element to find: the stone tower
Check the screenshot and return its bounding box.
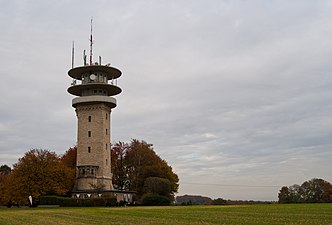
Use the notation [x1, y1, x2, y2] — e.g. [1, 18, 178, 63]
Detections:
[67, 36, 122, 195]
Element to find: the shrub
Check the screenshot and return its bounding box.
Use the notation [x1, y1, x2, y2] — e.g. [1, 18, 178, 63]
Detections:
[142, 195, 171, 206]
[39, 195, 117, 207]
[40, 196, 63, 205]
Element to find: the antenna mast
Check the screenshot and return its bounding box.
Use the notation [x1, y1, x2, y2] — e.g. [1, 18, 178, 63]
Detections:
[89, 17, 93, 65]
[71, 40, 75, 68]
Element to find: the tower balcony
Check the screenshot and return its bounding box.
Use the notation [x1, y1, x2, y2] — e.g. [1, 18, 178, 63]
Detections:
[72, 96, 117, 108]
[68, 83, 121, 96]
[68, 65, 121, 80]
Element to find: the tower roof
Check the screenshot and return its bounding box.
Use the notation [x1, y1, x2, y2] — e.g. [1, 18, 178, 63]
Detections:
[68, 65, 121, 80]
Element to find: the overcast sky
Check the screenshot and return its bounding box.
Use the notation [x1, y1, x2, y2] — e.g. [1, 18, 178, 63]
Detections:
[1, 0, 332, 201]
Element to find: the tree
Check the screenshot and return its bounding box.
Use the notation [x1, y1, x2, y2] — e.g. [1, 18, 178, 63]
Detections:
[59, 146, 77, 193]
[300, 178, 332, 203]
[211, 198, 227, 205]
[278, 178, 332, 204]
[321, 180, 332, 202]
[278, 186, 291, 203]
[111, 139, 179, 201]
[143, 177, 171, 197]
[60, 146, 77, 169]
[0, 165, 11, 175]
[1, 149, 74, 206]
[288, 184, 303, 203]
[111, 142, 128, 190]
[0, 165, 11, 205]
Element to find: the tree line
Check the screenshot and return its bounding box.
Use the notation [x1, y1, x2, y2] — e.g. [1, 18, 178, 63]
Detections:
[278, 178, 332, 203]
[0, 139, 179, 206]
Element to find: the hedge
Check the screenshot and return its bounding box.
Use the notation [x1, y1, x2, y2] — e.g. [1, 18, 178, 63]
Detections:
[40, 196, 117, 207]
[142, 195, 171, 206]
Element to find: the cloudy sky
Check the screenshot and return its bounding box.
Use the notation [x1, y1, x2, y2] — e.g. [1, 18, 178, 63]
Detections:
[1, 0, 332, 201]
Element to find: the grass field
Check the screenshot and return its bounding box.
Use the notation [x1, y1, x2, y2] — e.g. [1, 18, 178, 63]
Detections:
[0, 204, 331, 225]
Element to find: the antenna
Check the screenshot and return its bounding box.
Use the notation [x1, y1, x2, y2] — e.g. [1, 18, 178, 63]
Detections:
[89, 17, 93, 65]
[83, 50, 87, 65]
[71, 40, 75, 68]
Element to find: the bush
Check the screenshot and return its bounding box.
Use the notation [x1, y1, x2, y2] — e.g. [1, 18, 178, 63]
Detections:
[39, 195, 117, 207]
[142, 195, 171, 206]
[62, 197, 74, 207]
[40, 196, 63, 205]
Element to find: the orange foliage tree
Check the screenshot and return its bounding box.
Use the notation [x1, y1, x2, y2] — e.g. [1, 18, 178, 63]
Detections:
[1, 149, 74, 206]
[111, 140, 179, 201]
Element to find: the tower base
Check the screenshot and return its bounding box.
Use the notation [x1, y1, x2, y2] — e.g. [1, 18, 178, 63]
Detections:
[71, 189, 136, 204]
[73, 177, 113, 191]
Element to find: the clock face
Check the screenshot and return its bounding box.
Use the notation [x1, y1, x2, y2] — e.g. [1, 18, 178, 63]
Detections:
[90, 74, 96, 80]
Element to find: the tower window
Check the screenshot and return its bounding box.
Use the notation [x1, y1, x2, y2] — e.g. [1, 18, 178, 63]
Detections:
[88, 147, 91, 153]
[88, 131, 91, 137]
[106, 113, 108, 120]
[106, 143, 107, 150]
[106, 129, 108, 135]
[106, 159, 108, 165]
[88, 116, 91, 122]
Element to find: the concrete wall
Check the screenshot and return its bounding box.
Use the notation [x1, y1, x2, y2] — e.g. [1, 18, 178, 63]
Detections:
[75, 102, 113, 191]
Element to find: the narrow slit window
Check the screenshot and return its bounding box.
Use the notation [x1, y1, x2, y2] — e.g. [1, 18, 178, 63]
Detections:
[106, 113, 108, 120]
[88, 116, 91, 122]
[88, 131, 91, 137]
[106, 143, 107, 150]
[106, 129, 108, 135]
[88, 147, 91, 153]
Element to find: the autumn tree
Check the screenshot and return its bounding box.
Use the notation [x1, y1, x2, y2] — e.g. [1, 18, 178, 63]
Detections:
[143, 177, 172, 197]
[0, 165, 11, 205]
[300, 178, 332, 203]
[111, 140, 179, 201]
[278, 178, 332, 203]
[59, 146, 77, 193]
[1, 149, 74, 206]
[60, 146, 77, 169]
[111, 142, 128, 190]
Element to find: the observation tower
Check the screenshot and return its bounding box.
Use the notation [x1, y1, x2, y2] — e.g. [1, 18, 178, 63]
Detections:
[67, 20, 122, 197]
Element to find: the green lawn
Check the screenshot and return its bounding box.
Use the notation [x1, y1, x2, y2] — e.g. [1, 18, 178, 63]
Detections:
[0, 204, 331, 225]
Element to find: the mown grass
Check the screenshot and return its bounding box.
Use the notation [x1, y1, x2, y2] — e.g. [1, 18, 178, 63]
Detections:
[0, 204, 331, 225]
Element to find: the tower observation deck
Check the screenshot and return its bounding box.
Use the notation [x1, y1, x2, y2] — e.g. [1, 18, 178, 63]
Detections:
[68, 65, 122, 108]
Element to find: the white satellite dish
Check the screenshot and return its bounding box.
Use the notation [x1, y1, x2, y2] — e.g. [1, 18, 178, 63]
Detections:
[90, 74, 96, 80]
